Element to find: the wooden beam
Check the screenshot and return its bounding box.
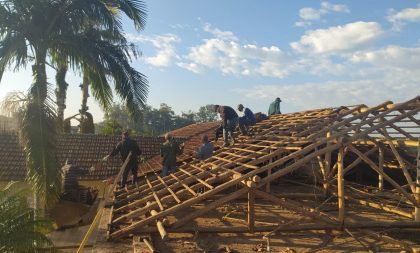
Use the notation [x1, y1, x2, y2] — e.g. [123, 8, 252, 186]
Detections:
[415, 139, 420, 222]
[347, 144, 419, 207]
[337, 146, 345, 223]
[135, 221, 420, 234]
[378, 145, 384, 191]
[248, 187, 255, 233]
[171, 187, 248, 229]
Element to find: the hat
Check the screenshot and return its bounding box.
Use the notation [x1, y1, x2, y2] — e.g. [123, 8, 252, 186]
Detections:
[276, 97, 282, 102]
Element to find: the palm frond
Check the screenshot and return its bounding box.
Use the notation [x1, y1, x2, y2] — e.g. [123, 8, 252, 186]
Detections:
[110, 0, 147, 30]
[0, 91, 28, 115]
[0, 182, 55, 252]
[21, 98, 60, 209]
[0, 31, 29, 82]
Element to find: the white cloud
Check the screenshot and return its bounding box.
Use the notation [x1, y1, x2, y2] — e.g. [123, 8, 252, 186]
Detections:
[234, 77, 420, 112]
[350, 46, 420, 70]
[295, 1, 350, 27]
[291, 22, 383, 54]
[387, 7, 420, 30]
[178, 25, 291, 78]
[299, 8, 321, 21]
[126, 33, 180, 67]
[203, 23, 238, 41]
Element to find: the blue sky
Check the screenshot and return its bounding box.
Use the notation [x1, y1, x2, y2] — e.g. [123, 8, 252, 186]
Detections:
[1, 0, 420, 122]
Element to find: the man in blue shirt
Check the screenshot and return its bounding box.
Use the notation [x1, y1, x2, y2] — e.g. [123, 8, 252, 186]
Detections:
[238, 104, 256, 135]
[196, 135, 214, 160]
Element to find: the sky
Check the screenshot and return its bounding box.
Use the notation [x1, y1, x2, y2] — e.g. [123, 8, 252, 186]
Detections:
[1, 0, 420, 122]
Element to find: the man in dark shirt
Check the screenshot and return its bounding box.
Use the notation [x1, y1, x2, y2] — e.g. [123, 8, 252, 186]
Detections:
[268, 97, 282, 116]
[237, 104, 256, 135]
[61, 160, 94, 203]
[161, 133, 184, 176]
[214, 105, 238, 147]
[103, 131, 142, 189]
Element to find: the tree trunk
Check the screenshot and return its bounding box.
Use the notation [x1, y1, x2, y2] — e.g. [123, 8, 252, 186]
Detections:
[23, 47, 59, 211]
[79, 72, 94, 133]
[81, 73, 89, 115]
[55, 64, 69, 131]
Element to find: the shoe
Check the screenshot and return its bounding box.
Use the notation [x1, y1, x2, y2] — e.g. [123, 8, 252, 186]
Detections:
[222, 142, 230, 147]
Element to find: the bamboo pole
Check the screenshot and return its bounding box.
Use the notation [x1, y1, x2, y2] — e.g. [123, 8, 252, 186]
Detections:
[347, 144, 419, 207]
[135, 221, 420, 234]
[248, 186, 255, 233]
[337, 146, 345, 223]
[146, 202, 168, 240]
[415, 138, 420, 222]
[378, 145, 384, 191]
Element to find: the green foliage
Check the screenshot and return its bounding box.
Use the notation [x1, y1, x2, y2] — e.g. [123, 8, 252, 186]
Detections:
[0, 182, 55, 252]
[98, 103, 218, 136]
[100, 119, 123, 135]
[196, 104, 218, 123]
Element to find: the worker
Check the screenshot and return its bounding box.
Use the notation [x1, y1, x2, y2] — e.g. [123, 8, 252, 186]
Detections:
[237, 104, 256, 135]
[214, 104, 238, 147]
[161, 133, 184, 176]
[103, 131, 142, 190]
[268, 97, 282, 116]
[61, 159, 97, 204]
[196, 134, 214, 160]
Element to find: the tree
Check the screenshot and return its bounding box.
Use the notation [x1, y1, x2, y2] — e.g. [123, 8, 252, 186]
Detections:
[196, 104, 218, 123]
[0, 0, 148, 209]
[0, 182, 54, 252]
[100, 119, 123, 135]
[54, 1, 148, 130]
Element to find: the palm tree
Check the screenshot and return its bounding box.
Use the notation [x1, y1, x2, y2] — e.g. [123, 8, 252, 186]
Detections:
[54, 0, 148, 131]
[0, 182, 54, 252]
[0, 0, 148, 209]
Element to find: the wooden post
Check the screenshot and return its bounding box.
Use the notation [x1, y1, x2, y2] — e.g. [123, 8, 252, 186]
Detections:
[248, 184, 255, 233]
[378, 145, 384, 191]
[415, 139, 420, 222]
[324, 131, 332, 196]
[337, 146, 345, 223]
[146, 202, 168, 240]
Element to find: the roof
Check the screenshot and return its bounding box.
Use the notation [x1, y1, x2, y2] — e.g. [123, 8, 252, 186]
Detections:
[106, 97, 420, 240]
[139, 121, 220, 172]
[0, 133, 163, 181]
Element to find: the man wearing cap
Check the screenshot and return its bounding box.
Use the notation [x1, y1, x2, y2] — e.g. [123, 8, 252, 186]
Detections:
[214, 105, 238, 147]
[103, 131, 142, 189]
[237, 104, 256, 135]
[268, 97, 282, 116]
